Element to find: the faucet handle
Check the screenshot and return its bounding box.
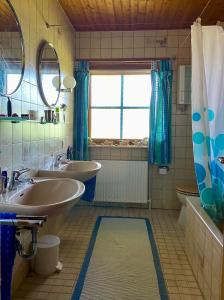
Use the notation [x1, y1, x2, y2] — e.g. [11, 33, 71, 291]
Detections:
[17, 167, 30, 174]
[15, 168, 30, 179]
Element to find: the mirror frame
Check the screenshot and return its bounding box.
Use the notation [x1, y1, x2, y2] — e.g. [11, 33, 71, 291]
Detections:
[0, 0, 25, 97]
[37, 41, 61, 108]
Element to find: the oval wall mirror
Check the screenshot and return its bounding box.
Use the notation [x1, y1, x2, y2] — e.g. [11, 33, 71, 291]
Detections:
[0, 0, 25, 96]
[37, 41, 61, 107]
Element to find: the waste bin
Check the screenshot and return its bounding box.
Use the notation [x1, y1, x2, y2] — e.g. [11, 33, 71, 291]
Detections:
[33, 235, 60, 276]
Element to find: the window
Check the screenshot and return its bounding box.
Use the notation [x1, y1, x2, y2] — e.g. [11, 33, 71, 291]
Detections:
[89, 72, 151, 140]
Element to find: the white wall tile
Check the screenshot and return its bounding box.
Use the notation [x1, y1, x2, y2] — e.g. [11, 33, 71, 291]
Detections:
[77, 28, 193, 210]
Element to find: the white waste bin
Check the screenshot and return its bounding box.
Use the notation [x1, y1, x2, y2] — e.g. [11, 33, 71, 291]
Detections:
[33, 235, 60, 276]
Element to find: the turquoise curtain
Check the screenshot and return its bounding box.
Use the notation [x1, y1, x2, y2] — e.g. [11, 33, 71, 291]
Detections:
[148, 60, 173, 165]
[73, 61, 89, 161]
[0, 61, 5, 94]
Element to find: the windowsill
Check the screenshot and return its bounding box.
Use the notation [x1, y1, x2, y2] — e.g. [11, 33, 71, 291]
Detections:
[89, 144, 147, 149]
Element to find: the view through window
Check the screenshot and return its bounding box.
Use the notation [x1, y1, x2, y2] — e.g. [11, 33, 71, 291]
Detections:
[90, 73, 151, 140]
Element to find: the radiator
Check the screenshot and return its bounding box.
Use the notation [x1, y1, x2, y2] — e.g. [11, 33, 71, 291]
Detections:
[94, 160, 148, 204]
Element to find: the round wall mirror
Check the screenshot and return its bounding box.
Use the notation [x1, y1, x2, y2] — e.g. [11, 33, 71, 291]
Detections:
[37, 41, 61, 107]
[0, 0, 25, 96]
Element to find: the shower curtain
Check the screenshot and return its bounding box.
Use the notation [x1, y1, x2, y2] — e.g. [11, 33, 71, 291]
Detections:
[191, 22, 224, 222]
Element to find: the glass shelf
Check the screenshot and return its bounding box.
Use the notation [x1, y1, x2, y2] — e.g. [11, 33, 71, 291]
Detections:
[0, 117, 61, 124]
[0, 117, 28, 123]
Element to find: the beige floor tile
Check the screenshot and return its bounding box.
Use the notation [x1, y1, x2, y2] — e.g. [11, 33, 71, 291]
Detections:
[13, 206, 203, 300]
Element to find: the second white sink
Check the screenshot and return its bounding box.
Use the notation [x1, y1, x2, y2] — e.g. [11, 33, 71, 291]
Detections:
[38, 160, 101, 182]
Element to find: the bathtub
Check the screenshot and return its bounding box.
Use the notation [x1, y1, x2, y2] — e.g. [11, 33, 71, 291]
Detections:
[185, 196, 223, 300]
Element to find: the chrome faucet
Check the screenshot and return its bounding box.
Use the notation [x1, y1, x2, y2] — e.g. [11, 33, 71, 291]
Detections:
[8, 168, 31, 190]
[54, 153, 66, 168]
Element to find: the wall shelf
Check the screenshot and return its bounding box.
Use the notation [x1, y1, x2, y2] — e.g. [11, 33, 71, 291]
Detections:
[0, 117, 28, 123]
[0, 117, 61, 124]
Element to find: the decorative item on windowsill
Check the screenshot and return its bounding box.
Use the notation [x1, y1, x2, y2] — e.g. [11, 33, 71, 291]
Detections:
[60, 104, 67, 123]
[52, 75, 76, 93]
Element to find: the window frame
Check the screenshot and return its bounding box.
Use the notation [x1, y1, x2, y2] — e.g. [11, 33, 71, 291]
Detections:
[89, 69, 151, 141]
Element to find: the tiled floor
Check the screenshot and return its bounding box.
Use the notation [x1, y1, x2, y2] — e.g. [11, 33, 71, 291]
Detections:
[12, 206, 203, 300]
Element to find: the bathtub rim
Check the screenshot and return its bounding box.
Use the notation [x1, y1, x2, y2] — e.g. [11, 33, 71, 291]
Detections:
[186, 196, 223, 247]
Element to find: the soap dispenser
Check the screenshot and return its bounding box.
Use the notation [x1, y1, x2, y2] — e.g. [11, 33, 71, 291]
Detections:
[66, 146, 73, 160]
[7, 97, 12, 117]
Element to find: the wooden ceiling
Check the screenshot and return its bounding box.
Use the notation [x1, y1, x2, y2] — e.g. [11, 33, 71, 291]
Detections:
[59, 0, 224, 31]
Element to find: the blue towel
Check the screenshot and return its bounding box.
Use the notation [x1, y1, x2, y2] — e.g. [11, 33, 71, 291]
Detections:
[0, 212, 17, 300]
[81, 176, 96, 202]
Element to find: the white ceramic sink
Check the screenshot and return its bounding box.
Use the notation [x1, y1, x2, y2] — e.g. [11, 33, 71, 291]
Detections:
[0, 178, 85, 216]
[37, 160, 101, 182]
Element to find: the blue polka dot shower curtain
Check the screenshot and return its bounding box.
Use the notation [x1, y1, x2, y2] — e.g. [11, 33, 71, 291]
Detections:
[191, 22, 224, 222]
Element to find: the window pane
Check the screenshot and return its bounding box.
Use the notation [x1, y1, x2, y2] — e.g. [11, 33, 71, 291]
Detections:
[123, 75, 151, 107]
[123, 109, 149, 139]
[91, 109, 120, 139]
[91, 75, 121, 106]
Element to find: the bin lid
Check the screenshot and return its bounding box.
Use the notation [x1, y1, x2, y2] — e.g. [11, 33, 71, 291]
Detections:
[37, 235, 60, 248]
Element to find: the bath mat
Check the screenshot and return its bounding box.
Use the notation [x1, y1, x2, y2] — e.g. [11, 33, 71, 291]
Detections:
[72, 217, 168, 300]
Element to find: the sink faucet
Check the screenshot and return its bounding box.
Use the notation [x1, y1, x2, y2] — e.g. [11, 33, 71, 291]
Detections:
[54, 153, 66, 168]
[8, 168, 31, 190]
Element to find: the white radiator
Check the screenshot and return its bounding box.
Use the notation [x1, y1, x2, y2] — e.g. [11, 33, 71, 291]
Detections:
[94, 160, 148, 204]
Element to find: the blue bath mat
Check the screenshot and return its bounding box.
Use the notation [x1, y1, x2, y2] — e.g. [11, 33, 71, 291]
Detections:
[72, 217, 168, 300]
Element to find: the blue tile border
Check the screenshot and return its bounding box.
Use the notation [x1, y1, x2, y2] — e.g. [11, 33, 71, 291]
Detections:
[71, 216, 168, 300]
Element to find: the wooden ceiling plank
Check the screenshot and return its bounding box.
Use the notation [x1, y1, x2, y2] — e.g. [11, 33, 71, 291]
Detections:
[119, 0, 130, 30]
[58, 0, 224, 31]
[136, 0, 148, 25]
[58, 0, 86, 28]
[144, 0, 154, 28]
[77, 0, 99, 30]
[130, 0, 139, 30]
[202, 0, 224, 24]
[174, 0, 204, 29]
[95, 0, 112, 29]
[112, 0, 125, 30]
[152, 0, 166, 29]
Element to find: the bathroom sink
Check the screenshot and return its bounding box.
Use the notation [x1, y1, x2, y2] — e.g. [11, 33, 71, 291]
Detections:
[37, 160, 101, 182]
[0, 178, 85, 216]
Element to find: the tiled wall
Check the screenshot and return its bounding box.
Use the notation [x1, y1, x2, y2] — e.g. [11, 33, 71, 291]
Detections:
[1, 0, 76, 292]
[0, 0, 75, 175]
[185, 197, 224, 300]
[89, 146, 147, 161]
[75, 29, 195, 209]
